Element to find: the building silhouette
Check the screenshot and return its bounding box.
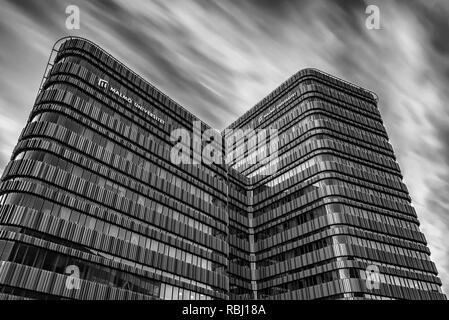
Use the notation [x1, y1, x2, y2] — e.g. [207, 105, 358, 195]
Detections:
[0, 37, 445, 300]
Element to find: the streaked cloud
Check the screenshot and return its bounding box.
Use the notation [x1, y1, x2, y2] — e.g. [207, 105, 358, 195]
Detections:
[0, 0, 448, 294]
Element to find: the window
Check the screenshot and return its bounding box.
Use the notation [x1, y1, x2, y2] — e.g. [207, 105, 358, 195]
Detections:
[172, 286, 179, 300]
[69, 211, 80, 224]
[0, 241, 13, 261]
[95, 220, 104, 233]
[164, 284, 173, 300]
[178, 288, 184, 300]
[86, 216, 96, 230]
[13, 152, 25, 161]
[30, 114, 41, 123]
[183, 289, 190, 300]
[109, 225, 119, 237]
[117, 227, 125, 240]
[41, 201, 53, 216]
[23, 246, 39, 267]
[130, 233, 139, 246]
[60, 207, 71, 220]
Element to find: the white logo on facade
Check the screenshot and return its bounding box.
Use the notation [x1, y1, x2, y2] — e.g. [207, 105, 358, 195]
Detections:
[258, 92, 297, 124]
[98, 78, 109, 89]
[97, 77, 165, 125]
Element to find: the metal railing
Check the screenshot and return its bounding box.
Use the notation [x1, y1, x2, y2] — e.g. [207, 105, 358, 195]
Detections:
[36, 37, 68, 96]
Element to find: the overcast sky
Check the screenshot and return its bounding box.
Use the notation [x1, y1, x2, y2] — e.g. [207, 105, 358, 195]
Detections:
[0, 0, 448, 295]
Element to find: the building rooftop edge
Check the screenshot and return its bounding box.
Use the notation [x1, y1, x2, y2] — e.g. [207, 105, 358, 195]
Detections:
[41, 36, 378, 133]
[224, 67, 379, 131]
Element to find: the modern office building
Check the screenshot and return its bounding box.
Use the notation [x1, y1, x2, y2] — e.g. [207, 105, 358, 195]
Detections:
[0, 37, 445, 300]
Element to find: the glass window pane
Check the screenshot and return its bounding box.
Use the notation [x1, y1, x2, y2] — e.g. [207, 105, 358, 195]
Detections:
[164, 284, 173, 300]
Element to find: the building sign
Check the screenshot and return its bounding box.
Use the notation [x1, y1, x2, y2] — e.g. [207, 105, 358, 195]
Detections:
[258, 91, 297, 124]
[97, 78, 165, 125]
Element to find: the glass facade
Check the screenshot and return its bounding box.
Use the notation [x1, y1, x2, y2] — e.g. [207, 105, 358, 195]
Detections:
[0, 37, 445, 300]
[225, 69, 446, 300]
